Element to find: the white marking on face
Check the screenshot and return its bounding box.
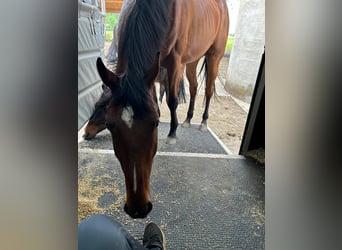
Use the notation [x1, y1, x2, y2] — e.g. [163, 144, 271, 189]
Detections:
[121, 106, 134, 128]
[133, 164, 137, 194]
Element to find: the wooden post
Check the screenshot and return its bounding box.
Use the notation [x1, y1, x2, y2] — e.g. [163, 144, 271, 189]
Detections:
[105, 0, 124, 13]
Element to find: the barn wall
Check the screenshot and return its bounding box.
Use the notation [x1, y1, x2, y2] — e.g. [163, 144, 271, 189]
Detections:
[225, 0, 265, 103]
[78, 1, 106, 129]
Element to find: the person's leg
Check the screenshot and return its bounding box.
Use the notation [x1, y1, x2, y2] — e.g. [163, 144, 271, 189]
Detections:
[78, 214, 145, 250]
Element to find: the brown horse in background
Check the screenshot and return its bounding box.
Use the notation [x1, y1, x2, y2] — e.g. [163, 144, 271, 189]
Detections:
[96, 0, 229, 218]
[163, 0, 229, 144]
[83, 84, 111, 140]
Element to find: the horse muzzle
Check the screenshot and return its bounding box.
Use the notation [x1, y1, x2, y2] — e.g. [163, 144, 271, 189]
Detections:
[124, 202, 153, 219]
[83, 132, 95, 140]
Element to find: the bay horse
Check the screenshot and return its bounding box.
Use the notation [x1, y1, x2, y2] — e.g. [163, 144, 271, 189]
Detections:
[96, 0, 229, 218]
[83, 84, 111, 140]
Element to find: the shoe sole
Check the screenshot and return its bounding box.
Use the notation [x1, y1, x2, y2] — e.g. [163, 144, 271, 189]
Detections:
[161, 228, 166, 250]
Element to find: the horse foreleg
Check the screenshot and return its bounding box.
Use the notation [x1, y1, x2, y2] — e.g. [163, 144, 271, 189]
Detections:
[182, 60, 199, 128]
[199, 56, 220, 132]
[166, 64, 184, 144]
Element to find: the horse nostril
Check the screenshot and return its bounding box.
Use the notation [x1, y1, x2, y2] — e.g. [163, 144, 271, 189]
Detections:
[146, 202, 153, 214]
[124, 203, 129, 214]
[124, 203, 152, 219]
[83, 132, 89, 139]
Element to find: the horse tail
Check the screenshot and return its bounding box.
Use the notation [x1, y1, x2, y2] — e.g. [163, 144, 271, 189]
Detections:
[198, 57, 207, 79]
[178, 77, 186, 104]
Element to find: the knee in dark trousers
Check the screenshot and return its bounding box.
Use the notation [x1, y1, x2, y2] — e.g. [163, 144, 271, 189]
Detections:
[78, 214, 145, 250]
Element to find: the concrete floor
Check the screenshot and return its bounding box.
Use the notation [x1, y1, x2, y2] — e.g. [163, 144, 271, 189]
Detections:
[78, 123, 264, 249]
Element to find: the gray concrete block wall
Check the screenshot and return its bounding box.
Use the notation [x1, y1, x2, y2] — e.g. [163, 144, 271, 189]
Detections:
[225, 0, 265, 103]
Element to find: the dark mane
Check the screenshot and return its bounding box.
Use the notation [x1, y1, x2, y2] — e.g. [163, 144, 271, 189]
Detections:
[113, 0, 172, 115]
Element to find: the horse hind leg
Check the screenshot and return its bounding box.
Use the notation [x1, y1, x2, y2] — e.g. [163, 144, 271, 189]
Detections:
[158, 68, 167, 104]
[199, 55, 221, 132]
[159, 67, 185, 105]
[159, 83, 166, 103]
[182, 59, 200, 128]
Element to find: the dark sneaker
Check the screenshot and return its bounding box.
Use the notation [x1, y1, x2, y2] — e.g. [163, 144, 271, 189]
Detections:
[143, 222, 166, 250]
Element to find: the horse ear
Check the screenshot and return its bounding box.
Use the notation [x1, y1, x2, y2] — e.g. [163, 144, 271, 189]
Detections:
[144, 52, 161, 88]
[96, 57, 118, 89]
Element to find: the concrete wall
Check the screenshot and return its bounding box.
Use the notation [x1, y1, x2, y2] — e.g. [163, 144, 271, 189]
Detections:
[225, 0, 265, 103]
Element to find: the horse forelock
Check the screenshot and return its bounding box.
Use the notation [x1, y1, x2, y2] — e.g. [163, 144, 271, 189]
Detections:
[110, 75, 150, 118]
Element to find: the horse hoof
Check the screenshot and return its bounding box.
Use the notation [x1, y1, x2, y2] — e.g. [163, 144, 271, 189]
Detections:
[199, 124, 207, 132]
[182, 121, 191, 128]
[166, 137, 177, 144]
